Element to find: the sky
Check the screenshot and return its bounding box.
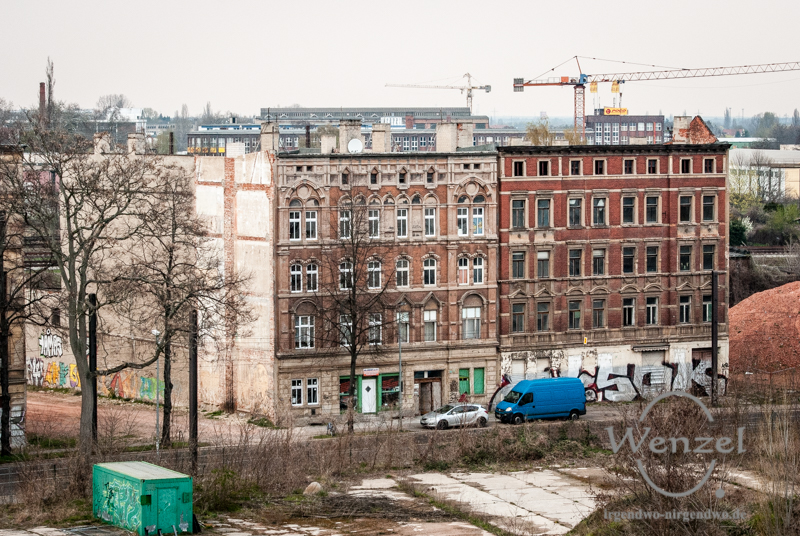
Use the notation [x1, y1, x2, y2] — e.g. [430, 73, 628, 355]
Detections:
[2, 0, 800, 122]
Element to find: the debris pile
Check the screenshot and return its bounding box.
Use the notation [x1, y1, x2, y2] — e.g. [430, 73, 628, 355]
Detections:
[729, 281, 800, 372]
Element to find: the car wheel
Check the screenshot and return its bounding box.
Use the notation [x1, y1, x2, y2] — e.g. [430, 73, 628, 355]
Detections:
[512, 414, 524, 425]
[569, 410, 580, 421]
[585, 389, 597, 403]
[478, 416, 488, 428]
[436, 420, 448, 430]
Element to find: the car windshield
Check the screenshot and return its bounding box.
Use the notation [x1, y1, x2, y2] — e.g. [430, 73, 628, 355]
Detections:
[503, 391, 522, 404]
[434, 405, 454, 414]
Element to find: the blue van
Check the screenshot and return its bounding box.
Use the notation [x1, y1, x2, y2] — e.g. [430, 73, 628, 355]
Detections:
[494, 378, 586, 424]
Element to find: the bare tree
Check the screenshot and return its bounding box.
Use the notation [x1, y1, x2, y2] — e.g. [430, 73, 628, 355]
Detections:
[525, 118, 555, 146]
[312, 183, 396, 433]
[107, 166, 253, 446]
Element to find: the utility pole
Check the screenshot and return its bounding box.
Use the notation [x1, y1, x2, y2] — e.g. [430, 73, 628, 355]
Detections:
[398, 325, 403, 432]
[711, 271, 719, 407]
[0, 212, 9, 457]
[189, 309, 198, 473]
[88, 293, 97, 443]
[151, 329, 161, 454]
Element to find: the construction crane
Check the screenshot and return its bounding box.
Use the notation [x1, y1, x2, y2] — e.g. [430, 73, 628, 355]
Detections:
[386, 73, 491, 114]
[514, 58, 800, 140]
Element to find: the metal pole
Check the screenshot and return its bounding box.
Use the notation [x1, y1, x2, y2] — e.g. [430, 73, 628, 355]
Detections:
[189, 310, 198, 473]
[711, 270, 719, 407]
[89, 294, 97, 443]
[398, 321, 403, 431]
[155, 333, 160, 455]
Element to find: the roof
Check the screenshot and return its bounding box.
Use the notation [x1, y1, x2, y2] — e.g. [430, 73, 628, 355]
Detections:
[497, 142, 730, 156]
[277, 149, 497, 159]
[95, 461, 190, 481]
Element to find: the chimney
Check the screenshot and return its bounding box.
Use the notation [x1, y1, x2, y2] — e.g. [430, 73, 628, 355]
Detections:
[435, 123, 458, 152]
[321, 133, 337, 154]
[260, 122, 280, 153]
[405, 114, 414, 129]
[305, 125, 311, 148]
[127, 133, 145, 154]
[672, 116, 691, 144]
[456, 121, 475, 149]
[39, 83, 46, 125]
[93, 132, 110, 155]
[370, 123, 391, 153]
[338, 119, 363, 154]
[169, 132, 174, 155]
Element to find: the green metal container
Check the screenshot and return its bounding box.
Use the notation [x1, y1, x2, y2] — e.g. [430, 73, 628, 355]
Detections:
[93, 462, 193, 536]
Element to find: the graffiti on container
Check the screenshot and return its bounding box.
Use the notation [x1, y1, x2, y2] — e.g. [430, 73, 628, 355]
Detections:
[99, 478, 141, 531]
[38, 329, 63, 358]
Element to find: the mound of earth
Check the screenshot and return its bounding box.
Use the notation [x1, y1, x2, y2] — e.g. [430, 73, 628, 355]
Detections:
[729, 281, 800, 372]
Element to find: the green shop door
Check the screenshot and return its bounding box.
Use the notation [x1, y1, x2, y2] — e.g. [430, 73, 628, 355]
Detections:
[459, 369, 470, 395]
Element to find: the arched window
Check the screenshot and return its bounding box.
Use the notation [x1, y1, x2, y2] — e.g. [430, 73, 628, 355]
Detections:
[396, 259, 409, 287]
[472, 196, 485, 236]
[368, 261, 382, 289]
[339, 261, 353, 290]
[339, 208, 351, 238]
[457, 196, 469, 236]
[462, 295, 482, 340]
[423, 301, 438, 342]
[458, 257, 469, 285]
[412, 194, 421, 204]
[289, 201, 301, 241]
[306, 263, 318, 291]
[473, 257, 484, 284]
[423, 258, 436, 286]
[295, 314, 315, 349]
[290, 264, 302, 292]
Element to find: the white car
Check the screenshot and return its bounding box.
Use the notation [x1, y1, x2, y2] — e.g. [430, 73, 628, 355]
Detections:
[420, 404, 489, 430]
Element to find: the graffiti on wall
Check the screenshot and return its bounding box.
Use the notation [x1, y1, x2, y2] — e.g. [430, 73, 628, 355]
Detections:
[501, 349, 728, 402]
[97, 370, 165, 402]
[97, 478, 141, 532]
[27, 357, 44, 387]
[38, 329, 63, 358]
[26, 356, 80, 390]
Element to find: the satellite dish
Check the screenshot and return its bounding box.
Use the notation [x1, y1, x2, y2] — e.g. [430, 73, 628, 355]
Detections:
[348, 138, 363, 154]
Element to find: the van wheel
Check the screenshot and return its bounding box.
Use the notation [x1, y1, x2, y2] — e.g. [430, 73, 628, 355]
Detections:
[478, 417, 488, 428]
[512, 414, 524, 425]
[436, 420, 448, 430]
[585, 389, 597, 403]
[569, 410, 580, 421]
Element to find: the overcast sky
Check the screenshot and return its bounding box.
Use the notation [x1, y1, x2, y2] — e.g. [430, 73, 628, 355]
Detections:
[2, 0, 800, 121]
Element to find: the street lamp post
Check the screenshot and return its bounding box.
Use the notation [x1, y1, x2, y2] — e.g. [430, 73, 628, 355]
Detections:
[151, 329, 161, 454]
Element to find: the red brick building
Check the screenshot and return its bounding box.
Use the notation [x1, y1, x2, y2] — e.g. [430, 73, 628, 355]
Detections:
[496, 122, 729, 401]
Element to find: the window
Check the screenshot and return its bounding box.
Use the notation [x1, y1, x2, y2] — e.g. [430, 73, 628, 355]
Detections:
[537, 199, 550, 228]
[371, 172, 378, 184]
[396, 208, 408, 237]
[680, 159, 691, 174]
[622, 196, 635, 224]
[570, 160, 581, 175]
[512, 303, 525, 332]
[704, 159, 714, 173]
[462, 307, 481, 339]
[680, 245, 692, 271]
[289, 210, 301, 240]
[594, 160, 605, 175]
[703, 245, 715, 270]
[426, 171, 434, 183]
[368, 261, 381, 289]
[703, 295, 712, 322]
[423, 258, 436, 285]
[679, 196, 692, 222]
[339, 261, 352, 290]
[513, 161, 524, 176]
[459, 369, 470, 394]
[638, 122, 645, 131]
[645, 196, 658, 223]
[593, 198, 606, 225]
[592, 299, 605, 328]
[458, 257, 469, 284]
[646, 297, 658, 325]
[512, 199, 526, 228]
[369, 313, 382, 345]
[341, 171, 349, 185]
[424, 207, 436, 236]
[679, 296, 691, 324]
[473, 257, 484, 284]
[457, 206, 468, 236]
[568, 301, 581, 330]
[537, 250, 550, 278]
[472, 206, 484, 235]
[51, 308, 61, 327]
[291, 379, 303, 405]
[294, 316, 314, 349]
[592, 249, 605, 276]
[568, 198, 582, 227]
[647, 159, 657, 174]
[537, 302, 550, 331]
[512, 252, 525, 279]
[646, 123, 654, 132]
[305, 210, 317, 239]
[646, 246, 659, 272]
[656, 123, 662, 131]
[306, 378, 319, 405]
[623, 298, 635, 327]
[396, 259, 409, 287]
[399, 171, 407, 184]
[569, 249, 582, 277]
[538, 160, 549, 176]
[424, 310, 437, 341]
[624, 159, 634, 174]
[339, 209, 351, 238]
[306, 263, 318, 291]
[340, 314, 352, 346]
[702, 196, 715, 221]
[290, 264, 302, 292]
[622, 247, 635, 274]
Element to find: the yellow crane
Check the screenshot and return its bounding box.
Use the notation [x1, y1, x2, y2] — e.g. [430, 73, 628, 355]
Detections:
[386, 73, 491, 113]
